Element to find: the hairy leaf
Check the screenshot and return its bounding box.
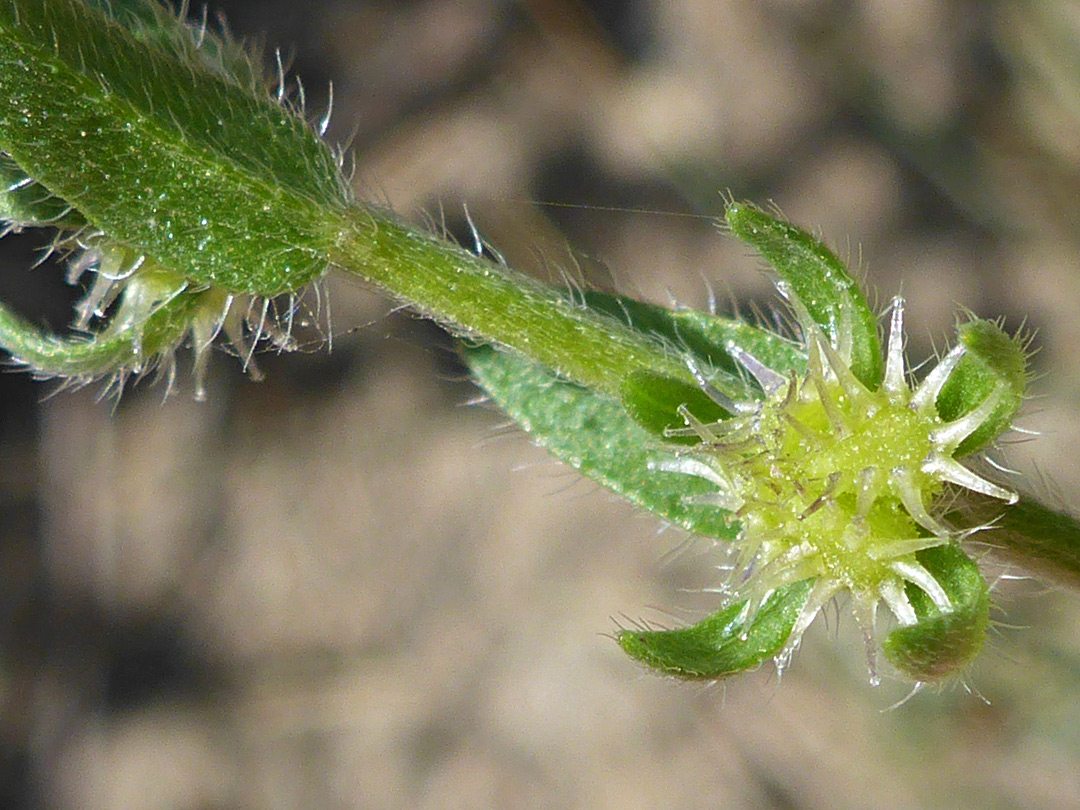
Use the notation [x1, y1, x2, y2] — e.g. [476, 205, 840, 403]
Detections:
[0, 0, 349, 295]
[936, 318, 1029, 456]
[617, 579, 814, 680]
[465, 291, 804, 537]
[882, 544, 990, 682]
[725, 201, 883, 389]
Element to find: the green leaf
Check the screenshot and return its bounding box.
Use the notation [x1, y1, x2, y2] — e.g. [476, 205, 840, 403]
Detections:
[935, 318, 1028, 456]
[0, 279, 213, 379]
[881, 544, 990, 682]
[464, 292, 805, 537]
[84, 0, 267, 90]
[466, 343, 737, 539]
[583, 290, 807, 396]
[725, 201, 883, 389]
[581, 290, 806, 437]
[0, 153, 86, 230]
[617, 579, 814, 680]
[619, 371, 728, 444]
[0, 0, 349, 295]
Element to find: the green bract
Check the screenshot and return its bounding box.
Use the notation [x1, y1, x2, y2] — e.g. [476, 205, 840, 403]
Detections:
[725, 201, 883, 388]
[617, 580, 815, 680]
[882, 544, 990, 683]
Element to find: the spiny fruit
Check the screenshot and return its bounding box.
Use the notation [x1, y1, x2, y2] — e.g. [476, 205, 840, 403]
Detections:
[616, 202, 1029, 685]
[646, 289, 1020, 683]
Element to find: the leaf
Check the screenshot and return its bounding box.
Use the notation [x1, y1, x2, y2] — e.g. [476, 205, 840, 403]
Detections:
[0, 0, 349, 296]
[581, 290, 806, 439]
[616, 579, 814, 680]
[466, 343, 738, 539]
[464, 292, 804, 537]
[725, 201, 883, 389]
[83, 0, 264, 90]
[881, 543, 990, 682]
[583, 290, 807, 395]
[619, 372, 728, 445]
[935, 317, 1029, 456]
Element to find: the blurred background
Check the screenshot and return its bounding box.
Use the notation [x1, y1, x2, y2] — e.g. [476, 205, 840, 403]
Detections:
[3, 0, 1080, 807]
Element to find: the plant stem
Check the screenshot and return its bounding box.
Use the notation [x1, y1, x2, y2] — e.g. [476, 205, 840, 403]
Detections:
[330, 204, 699, 398]
[963, 496, 1080, 590]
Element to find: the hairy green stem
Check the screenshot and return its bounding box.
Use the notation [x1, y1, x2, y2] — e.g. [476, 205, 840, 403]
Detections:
[963, 496, 1080, 590]
[329, 205, 711, 399]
